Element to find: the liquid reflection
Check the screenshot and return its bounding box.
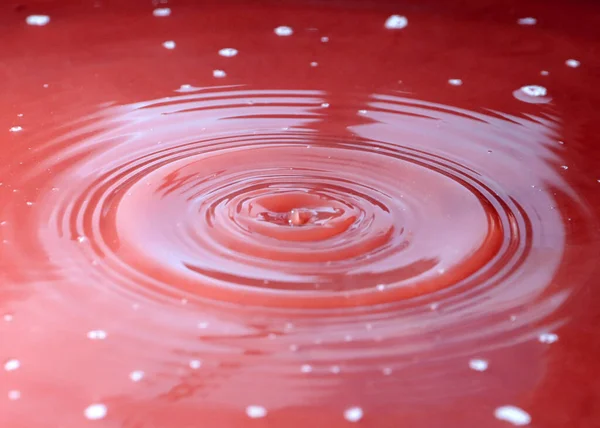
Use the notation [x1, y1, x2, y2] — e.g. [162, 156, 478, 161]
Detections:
[0, 84, 595, 427]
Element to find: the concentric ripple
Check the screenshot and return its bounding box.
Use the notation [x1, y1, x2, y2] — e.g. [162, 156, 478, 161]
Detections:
[0, 86, 594, 420]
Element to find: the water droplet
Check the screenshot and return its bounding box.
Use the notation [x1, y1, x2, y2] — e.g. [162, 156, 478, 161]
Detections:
[153, 8, 171, 17]
[358, 109, 367, 115]
[213, 69, 226, 78]
[4, 314, 13, 322]
[344, 406, 364, 422]
[321, 102, 330, 108]
[538, 332, 558, 344]
[566, 59, 580, 68]
[84, 403, 107, 420]
[385, 15, 408, 30]
[26, 15, 50, 26]
[376, 284, 386, 291]
[310, 61, 318, 67]
[540, 70, 549, 76]
[77, 236, 88, 244]
[561, 165, 569, 170]
[494, 406, 531, 426]
[274, 26, 293, 36]
[162, 40, 176, 49]
[219, 48, 238, 57]
[246, 405, 267, 419]
[517, 17, 537, 25]
[189, 359, 202, 369]
[321, 36, 329, 42]
[520, 85, 547, 97]
[300, 364, 313, 373]
[4, 359, 20, 371]
[469, 358, 489, 372]
[26, 201, 33, 206]
[9, 126, 23, 132]
[87, 330, 107, 340]
[8, 390, 20, 400]
[129, 370, 144, 382]
[448, 78, 463, 86]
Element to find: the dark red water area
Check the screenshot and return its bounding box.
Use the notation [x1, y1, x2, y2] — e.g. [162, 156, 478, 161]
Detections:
[1, 0, 600, 427]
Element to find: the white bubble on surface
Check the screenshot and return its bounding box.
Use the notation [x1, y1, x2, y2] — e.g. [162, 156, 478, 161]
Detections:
[87, 330, 107, 340]
[517, 17, 537, 25]
[520, 85, 547, 97]
[448, 79, 463, 86]
[4, 359, 20, 371]
[9, 126, 23, 132]
[344, 407, 364, 422]
[469, 358, 489, 372]
[84, 404, 107, 420]
[246, 405, 267, 418]
[153, 8, 171, 17]
[274, 26, 293, 36]
[26, 15, 50, 26]
[494, 406, 531, 426]
[219, 48, 238, 57]
[385, 15, 408, 29]
[8, 390, 21, 400]
[162, 40, 176, 49]
[566, 59, 580, 68]
[213, 70, 226, 78]
[129, 370, 145, 382]
[300, 364, 313, 373]
[538, 332, 558, 344]
[189, 359, 202, 369]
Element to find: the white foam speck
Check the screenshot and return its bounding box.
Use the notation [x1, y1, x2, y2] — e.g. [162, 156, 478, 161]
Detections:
[26, 15, 50, 26]
[129, 370, 144, 382]
[4, 359, 20, 371]
[8, 390, 21, 400]
[189, 359, 202, 369]
[494, 406, 531, 426]
[321, 102, 330, 108]
[561, 165, 569, 170]
[385, 15, 408, 30]
[538, 332, 558, 344]
[382, 367, 393, 375]
[358, 109, 367, 115]
[469, 358, 489, 372]
[213, 70, 226, 78]
[448, 79, 463, 86]
[197, 321, 209, 329]
[246, 405, 267, 419]
[87, 330, 107, 340]
[289, 344, 299, 352]
[517, 17, 537, 25]
[153, 8, 171, 17]
[4, 314, 13, 322]
[520, 85, 547, 97]
[274, 26, 293, 36]
[9, 126, 23, 132]
[344, 407, 364, 422]
[162, 40, 176, 49]
[84, 403, 107, 420]
[566, 59, 580, 68]
[540, 70, 549, 76]
[77, 236, 87, 244]
[301, 364, 313, 373]
[330, 365, 341, 374]
[219, 48, 238, 57]
[321, 36, 329, 42]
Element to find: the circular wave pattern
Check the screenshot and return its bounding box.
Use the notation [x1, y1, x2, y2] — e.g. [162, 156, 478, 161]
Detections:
[17, 88, 568, 311]
[1, 87, 590, 418]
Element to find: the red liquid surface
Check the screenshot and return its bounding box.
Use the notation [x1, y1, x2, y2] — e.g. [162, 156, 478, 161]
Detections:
[1, 0, 600, 427]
